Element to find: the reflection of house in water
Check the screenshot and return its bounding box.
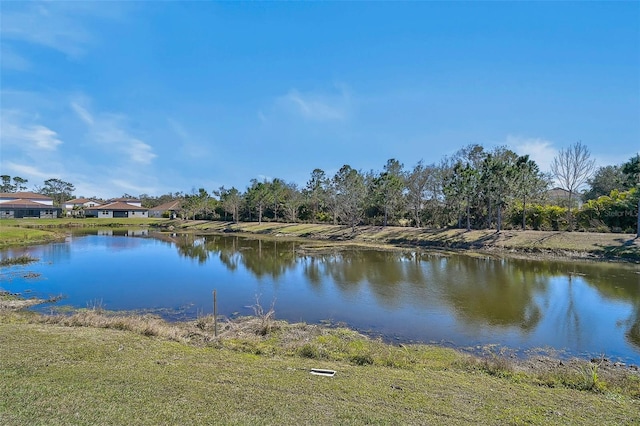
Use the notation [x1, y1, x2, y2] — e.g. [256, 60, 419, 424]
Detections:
[148, 232, 182, 245]
[96, 229, 149, 237]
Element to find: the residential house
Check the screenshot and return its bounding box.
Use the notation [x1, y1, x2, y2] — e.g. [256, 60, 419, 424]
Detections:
[149, 200, 183, 218]
[545, 187, 583, 209]
[0, 192, 60, 219]
[110, 197, 142, 207]
[85, 201, 149, 218]
[64, 198, 103, 217]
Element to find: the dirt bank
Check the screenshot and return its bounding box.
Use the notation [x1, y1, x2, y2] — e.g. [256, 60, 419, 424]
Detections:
[163, 221, 640, 262]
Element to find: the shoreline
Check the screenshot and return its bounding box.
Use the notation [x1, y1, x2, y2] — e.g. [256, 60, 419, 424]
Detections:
[160, 220, 640, 263]
[3, 291, 639, 372]
[1, 292, 639, 423]
[1, 297, 639, 404]
[2, 221, 639, 385]
[2, 218, 639, 262]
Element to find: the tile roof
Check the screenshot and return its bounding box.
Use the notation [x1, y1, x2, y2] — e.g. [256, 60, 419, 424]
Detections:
[90, 202, 148, 211]
[111, 197, 141, 202]
[150, 200, 183, 211]
[0, 199, 59, 208]
[65, 198, 101, 204]
[0, 192, 53, 200]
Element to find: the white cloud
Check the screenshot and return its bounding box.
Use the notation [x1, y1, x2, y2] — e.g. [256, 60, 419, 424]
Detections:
[3, 162, 54, 180]
[506, 135, 557, 173]
[110, 179, 156, 195]
[0, 110, 63, 151]
[0, 1, 127, 58]
[1, 5, 91, 57]
[276, 86, 351, 122]
[0, 44, 31, 71]
[71, 100, 157, 165]
[167, 118, 210, 158]
[70, 102, 94, 125]
[128, 139, 156, 165]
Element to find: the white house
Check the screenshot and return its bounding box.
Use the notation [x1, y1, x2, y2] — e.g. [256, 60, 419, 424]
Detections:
[64, 198, 103, 217]
[85, 201, 149, 218]
[0, 192, 59, 219]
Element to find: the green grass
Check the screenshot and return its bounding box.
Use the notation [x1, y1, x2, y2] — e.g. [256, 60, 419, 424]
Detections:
[1, 296, 639, 425]
[183, 221, 640, 261]
[1, 319, 638, 425]
[0, 226, 63, 249]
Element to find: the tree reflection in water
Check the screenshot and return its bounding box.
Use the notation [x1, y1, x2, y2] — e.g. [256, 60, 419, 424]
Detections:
[167, 233, 640, 351]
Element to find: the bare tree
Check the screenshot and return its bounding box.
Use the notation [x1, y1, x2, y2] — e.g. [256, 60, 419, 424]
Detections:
[550, 141, 596, 229]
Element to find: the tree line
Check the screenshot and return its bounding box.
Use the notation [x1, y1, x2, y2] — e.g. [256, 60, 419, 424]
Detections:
[149, 142, 640, 234]
[2, 141, 638, 233]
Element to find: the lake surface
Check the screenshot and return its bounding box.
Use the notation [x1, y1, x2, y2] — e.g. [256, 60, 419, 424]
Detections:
[1, 229, 639, 363]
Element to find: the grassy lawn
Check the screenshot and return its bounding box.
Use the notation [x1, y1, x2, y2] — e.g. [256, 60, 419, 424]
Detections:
[0, 225, 64, 249]
[1, 314, 638, 425]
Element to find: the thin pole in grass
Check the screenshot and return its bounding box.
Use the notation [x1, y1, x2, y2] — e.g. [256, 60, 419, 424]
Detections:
[213, 289, 218, 337]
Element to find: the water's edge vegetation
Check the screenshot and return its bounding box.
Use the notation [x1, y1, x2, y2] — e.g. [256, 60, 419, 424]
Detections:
[2, 218, 639, 261]
[0, 294, 639, 424]
[169, 220, 640, 262]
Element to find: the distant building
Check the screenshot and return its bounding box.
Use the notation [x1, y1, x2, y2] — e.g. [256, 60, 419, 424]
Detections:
[148, 200, 183, 218]
[545, 187, 583, 208]
[0, 192, 60, 219]
[109, 197, 142, 207]
[64, 198, 103, 217]
[85, 201, 149, 219]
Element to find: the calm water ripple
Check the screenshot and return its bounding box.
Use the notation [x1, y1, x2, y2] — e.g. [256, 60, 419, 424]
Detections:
[1, 229, 639, 363]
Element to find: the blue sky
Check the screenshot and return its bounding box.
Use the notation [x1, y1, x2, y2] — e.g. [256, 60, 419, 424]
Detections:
[1, 1, 638, 199]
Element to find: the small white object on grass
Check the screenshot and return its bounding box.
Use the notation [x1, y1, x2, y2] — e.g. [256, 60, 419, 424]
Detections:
[310, 368, 336, 377]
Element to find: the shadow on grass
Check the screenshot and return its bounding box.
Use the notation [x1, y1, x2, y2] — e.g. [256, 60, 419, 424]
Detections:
[599, 237, 640, 261]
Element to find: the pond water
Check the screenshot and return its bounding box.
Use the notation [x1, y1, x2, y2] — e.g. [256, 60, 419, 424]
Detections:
[1, 229, 639, 363]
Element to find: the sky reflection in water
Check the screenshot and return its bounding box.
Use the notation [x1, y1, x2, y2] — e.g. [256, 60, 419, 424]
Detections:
[1, 230, 639, 363]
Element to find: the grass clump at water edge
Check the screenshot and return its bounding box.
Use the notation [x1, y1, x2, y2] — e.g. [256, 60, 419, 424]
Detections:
[0, 254, 39, 266]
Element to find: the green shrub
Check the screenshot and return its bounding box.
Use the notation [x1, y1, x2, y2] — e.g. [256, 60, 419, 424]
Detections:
[298, 343, 324, 359]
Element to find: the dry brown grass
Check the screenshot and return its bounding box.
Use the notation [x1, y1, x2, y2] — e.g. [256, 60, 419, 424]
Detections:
[178, 221, 639, 261]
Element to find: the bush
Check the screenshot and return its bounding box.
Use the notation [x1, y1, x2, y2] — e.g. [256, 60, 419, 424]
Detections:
[507, 203, 569, 231]
[508, 190, 639, 233]
[298, 343, 324, 359]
